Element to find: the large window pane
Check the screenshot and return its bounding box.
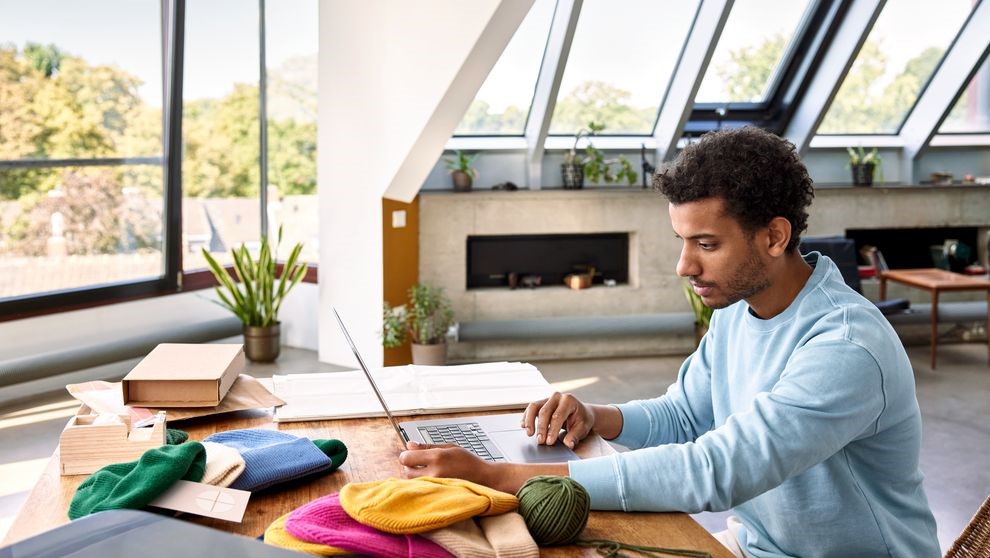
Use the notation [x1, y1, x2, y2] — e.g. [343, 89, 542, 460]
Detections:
[548, 0, 699, 135]
[454, 0, 556, 135]
[0, 165, 164, 299]
[695, 0, 813, 104]
[818, 0, 973, 134]
[0, 0, 164, 300]
[266, 0, 319, 263]
[182, 0, 261, 272]
[939, 57, 990, 134]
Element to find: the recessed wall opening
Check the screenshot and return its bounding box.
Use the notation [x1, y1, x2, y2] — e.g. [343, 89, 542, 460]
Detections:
[846, 227, 978, 271]
[466, 233, 629, 289]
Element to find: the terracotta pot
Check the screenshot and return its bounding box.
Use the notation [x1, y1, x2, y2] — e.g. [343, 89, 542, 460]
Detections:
[411, 342, 447, 365]
[451, 170, 473, 192]
[243, 322, 281, 362]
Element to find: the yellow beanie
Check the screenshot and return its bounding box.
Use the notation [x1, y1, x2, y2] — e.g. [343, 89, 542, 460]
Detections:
[264, 512, 350, 556]
[339, 477, 518, 534]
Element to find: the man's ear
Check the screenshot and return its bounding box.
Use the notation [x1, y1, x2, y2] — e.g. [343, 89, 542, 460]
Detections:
[766, 217, 792, 257]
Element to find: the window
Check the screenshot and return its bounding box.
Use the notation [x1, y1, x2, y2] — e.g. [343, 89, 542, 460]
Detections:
[182, 0, 261, 272]
[454, 0, 556, 136]
[0, 0, 164, 301]
[265, 0, 319, 263]
[695, 0, 815, 104]
[939, 57, 990, 134]
[818, 0, 974, 135]
[548, 0, 699, 135]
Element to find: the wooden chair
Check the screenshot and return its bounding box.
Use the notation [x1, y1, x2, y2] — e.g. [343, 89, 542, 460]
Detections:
[945, 495, 990, 558]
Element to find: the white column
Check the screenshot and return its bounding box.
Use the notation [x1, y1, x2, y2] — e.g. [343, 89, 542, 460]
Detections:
[317, 1, 532, 366]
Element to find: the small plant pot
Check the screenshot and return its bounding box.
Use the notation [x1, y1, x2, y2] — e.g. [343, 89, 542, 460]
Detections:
[451, 170, 473, 192]
[561, 163, 584, 189]
[851, 163, 875, 186]
[243, 323, 281, 362]
[411, 342, 447, 365]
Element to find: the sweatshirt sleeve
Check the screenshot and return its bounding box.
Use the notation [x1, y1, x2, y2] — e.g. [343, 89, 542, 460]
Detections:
[569, 339, 885, 512]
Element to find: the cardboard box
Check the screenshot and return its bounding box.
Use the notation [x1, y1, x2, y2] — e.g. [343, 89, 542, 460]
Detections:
[122, 344, 245, 407]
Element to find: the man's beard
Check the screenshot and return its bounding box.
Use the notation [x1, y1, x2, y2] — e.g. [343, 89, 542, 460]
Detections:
[709, 246, 770, 309]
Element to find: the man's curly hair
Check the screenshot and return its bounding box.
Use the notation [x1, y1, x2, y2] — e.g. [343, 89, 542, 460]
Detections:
[652, 126, 814, 252]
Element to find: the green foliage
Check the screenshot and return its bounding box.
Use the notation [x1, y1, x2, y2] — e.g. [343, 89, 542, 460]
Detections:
[382, 283, 455, 347]
[444, 150, 479, 178]
[846, 146, 883, 183]
[682, 280, 713, 330]
[717, 33, 786, 102]
[23, 42, 63, 78]
[564, 121, 637, 186]
[550, 81, 654, 133]
[818, 41, 945, 133]
[846, 146, 880, 165]
[201, 225, 307, 327]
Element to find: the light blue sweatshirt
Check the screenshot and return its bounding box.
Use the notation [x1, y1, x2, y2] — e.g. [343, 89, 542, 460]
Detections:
[568, 253, 939, 558]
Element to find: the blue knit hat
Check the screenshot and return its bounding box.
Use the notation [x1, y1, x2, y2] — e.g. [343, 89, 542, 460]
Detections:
[204, 429, 347, 492]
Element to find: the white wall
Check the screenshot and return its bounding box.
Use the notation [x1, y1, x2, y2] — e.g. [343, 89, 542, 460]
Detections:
[316, 0, 532, 367]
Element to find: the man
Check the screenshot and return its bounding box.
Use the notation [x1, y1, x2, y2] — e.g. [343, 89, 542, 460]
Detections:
[400, 127, 939, 557]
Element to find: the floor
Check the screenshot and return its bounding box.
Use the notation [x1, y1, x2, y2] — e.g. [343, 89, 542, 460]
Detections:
[1, 342, 988, 553]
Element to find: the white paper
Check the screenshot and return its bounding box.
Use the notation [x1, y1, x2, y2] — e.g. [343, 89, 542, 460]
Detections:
[272, 362, 553, 422]
[148, 480, 251, 522]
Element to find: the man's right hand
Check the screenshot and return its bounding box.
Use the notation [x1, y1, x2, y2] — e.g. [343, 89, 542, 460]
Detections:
[521, 392, 611, 449]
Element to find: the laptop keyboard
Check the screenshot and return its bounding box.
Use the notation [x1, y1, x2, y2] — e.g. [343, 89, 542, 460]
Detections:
[419, 422, 506, 462]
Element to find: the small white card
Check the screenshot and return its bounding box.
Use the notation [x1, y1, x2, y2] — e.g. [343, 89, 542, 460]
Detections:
[148, 480, 251, 522]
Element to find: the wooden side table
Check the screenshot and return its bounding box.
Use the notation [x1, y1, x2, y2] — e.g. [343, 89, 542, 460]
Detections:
[879, 269, 990, 369]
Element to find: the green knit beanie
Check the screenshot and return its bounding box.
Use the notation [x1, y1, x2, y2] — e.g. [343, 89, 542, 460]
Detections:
[68, 441, 206, 520]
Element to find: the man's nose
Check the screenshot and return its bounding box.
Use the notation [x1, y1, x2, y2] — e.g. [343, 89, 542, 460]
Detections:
[676, 247, 699, 278]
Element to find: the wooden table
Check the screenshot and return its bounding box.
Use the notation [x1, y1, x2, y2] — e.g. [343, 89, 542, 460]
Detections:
[879, 268, 990, 369]
[3, 408, 732, 558]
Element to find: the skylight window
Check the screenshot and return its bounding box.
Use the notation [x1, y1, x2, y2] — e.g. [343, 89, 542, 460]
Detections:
[695, 0, 814, 104]
[547, 0, 699, 135]
[453, 0, 556, 136]
[818, 0, 974, 135]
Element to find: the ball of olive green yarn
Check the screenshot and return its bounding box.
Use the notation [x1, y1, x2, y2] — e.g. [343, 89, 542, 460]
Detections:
[516, 475, 590, 546]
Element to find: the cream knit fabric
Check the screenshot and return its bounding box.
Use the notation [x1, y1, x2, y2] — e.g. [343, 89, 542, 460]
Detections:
[423, 513, 538, 558]
[201, 441, 245, 487]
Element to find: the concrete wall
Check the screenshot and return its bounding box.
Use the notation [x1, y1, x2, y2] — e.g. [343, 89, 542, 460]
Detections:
[421, 185, 990, 361]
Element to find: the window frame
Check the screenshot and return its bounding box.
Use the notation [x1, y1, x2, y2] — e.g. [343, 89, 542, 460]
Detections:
[0, 0, 317, 323]
[686, 0, 848, 136]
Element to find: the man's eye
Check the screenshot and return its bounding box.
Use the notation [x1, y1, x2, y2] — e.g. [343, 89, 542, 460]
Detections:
[698, 243, 715, 250]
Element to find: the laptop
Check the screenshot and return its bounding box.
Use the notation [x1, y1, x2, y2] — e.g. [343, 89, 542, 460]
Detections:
[332, 307, 578, 464]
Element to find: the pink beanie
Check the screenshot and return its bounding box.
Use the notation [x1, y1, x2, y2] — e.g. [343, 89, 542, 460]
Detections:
[285, 493, 453, 558]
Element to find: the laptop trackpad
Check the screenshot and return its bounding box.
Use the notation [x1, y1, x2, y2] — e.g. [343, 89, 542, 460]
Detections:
[488, 428, 579, 463]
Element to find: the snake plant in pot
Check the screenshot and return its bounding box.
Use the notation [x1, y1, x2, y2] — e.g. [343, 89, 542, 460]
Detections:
[202, 226, 307, 362]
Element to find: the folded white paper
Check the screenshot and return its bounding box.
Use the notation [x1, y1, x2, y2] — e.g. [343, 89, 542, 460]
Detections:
[272, 362, 553, 422]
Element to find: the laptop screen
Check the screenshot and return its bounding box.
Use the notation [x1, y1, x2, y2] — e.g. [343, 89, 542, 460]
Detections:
[331, 307, 408, 449]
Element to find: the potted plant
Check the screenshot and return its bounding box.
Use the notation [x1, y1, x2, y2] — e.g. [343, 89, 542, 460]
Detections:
[682, 280, 714, 345]
[382, 282, 455, 365]
[444, 150, 480, 192]
[846, 146, 882, 186]
[561, 121, 638, 189]
[202, 226, 307, 362]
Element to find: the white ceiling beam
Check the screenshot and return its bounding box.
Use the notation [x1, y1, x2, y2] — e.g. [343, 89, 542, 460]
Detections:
[652, 0, 734, 163]
[524, 0, 583, 189]
[899, 0, 990, 184]
[783, 0, 885, 156]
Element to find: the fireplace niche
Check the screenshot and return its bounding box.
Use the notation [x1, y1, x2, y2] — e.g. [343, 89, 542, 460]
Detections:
[466, 233, 629, 289]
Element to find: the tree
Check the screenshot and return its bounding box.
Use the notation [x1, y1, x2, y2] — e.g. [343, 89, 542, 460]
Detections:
[717, 33, 787, 102]
[550, 80, 655, 134]
[818, 40, 945, 133]
[5, 170, 159, 256]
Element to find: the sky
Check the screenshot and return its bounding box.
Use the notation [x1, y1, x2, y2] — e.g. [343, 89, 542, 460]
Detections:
[0, 0, 975, 112]
[0, 0, 317, 106]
